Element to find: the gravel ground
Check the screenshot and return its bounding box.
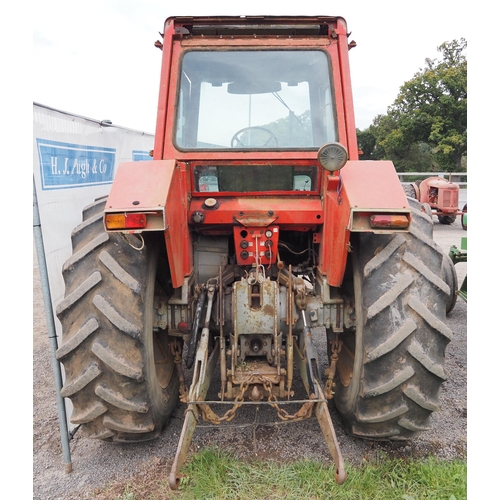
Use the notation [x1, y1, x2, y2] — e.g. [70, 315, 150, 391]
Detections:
[33, 220, 467, 499]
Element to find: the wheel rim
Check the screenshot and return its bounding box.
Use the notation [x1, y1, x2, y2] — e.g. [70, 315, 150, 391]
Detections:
[153, 332, 175, 389]
[147, 249, 175, 391]
[334, 249, 364, 413]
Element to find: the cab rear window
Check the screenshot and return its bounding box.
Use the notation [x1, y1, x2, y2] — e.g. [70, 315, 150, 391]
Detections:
[194, 165, 318, 193]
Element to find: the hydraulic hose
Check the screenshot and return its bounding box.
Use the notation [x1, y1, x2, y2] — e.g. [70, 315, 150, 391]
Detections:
[186, 288, 207, 369]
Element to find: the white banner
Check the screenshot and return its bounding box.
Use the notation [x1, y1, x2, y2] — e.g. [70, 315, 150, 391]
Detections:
[33, 103, 154, 334]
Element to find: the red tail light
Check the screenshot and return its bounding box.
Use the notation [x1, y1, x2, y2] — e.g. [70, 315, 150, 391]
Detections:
[105, 213, 147, 230]
[370, 215, 409, 229]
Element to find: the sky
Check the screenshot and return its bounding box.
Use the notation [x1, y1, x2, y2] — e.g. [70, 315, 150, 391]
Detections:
[32, 0, 468, 133]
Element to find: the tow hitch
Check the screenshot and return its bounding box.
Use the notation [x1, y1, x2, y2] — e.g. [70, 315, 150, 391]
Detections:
[168, 271, 347, 489]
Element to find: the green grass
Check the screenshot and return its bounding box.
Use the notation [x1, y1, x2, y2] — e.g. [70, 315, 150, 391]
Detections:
[109, 448, 466, 500]
[177, 449, 466, 500]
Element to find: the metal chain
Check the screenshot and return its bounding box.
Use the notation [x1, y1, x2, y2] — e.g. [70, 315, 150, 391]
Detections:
[263, 378, 315, 421]
[171, 341, 189, 403]
[197, 373, 316, 424]
[324, 335, 342, 400]
[199, 381, 249, 424]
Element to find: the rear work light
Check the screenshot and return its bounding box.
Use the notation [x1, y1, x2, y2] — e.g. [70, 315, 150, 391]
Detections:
[105, 213, 147, 230]
[370, 215, 409, 229]
[317, 142, 348, 172]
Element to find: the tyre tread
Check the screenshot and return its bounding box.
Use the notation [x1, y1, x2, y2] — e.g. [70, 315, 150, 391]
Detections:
[407, 339, 448, 380]
[70, 401, 108, 424]
[60, 362, 102, 398]
[363, 366, 415, 397]
[403, 251, 450, 294]
[56, 197, 179, 442]
[91, 340, 144, 381]
[92, 294, 141, 339]
[357, 403, 409, 423]
[408, 296, 453, 340]
[99, 251, 142, 294]
[366, 319, 417, 362]
[56, 271, 102, 315]
[334, 200, 452, 439]
[56, 318, 99, 360]
[95, 384, 149, 413]
[62, 233, 109, 272]
[366, 273, 413, 319]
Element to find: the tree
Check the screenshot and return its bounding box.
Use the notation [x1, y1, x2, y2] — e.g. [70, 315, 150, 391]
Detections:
[264, 110, 313, 147]
[358, 115, 433, 171]
[357, 127, 378, 159]
[365, 39, 467, 171]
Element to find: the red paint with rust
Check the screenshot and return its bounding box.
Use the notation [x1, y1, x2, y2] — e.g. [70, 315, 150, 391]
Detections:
[156, 17, 357, 162]
[105, 160, 192, 288]
[106, 16, 410, 288]
[418, 177, 460, 214]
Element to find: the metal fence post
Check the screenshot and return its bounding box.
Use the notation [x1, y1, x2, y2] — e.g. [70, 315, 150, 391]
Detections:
[33, 177, 72, 473]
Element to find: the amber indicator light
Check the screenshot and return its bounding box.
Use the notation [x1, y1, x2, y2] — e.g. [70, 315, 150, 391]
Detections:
[106, 213, 147, 230]
[370, 215, 409, 229]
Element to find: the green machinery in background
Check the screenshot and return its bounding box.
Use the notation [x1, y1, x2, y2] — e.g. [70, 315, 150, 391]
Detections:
[449, 212, 467, 302]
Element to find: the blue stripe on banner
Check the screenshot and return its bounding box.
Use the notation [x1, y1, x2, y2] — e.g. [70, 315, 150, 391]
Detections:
[36, 139, 116, 190]
[132, 150, 153, 161]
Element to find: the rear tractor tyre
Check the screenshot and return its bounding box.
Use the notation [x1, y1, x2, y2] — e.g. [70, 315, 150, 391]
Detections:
[55, 198, 180, 442]
[437, 214, 456, 225]
[402, 183, 417, 200]
[442, 253, 458, 315]
[333, 200, 453, 440]
[421, 202, 433, 219]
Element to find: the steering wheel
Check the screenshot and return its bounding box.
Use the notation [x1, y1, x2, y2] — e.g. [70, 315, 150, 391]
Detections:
[231, 126, 278, 148]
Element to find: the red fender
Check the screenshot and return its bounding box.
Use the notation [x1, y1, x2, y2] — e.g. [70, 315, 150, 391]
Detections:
[319, 160, 410, 286]
[105, 160, 192, 288]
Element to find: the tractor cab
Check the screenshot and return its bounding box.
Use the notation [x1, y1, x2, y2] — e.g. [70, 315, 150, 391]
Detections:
[174, 49, 337, 150]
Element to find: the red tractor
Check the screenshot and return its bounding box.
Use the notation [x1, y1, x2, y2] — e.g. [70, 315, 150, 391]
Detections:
[403, 176, 466, 225]
[55, 16, 457, 487]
